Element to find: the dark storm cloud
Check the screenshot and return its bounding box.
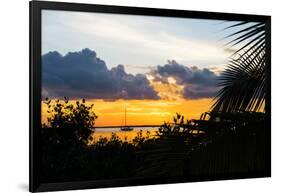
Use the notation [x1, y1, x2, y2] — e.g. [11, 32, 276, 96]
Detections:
[42, 48, 159, 100]
[151, 60, 220, 99]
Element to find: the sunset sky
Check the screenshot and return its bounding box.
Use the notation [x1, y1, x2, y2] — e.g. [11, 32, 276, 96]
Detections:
[41, 10, 246, 126]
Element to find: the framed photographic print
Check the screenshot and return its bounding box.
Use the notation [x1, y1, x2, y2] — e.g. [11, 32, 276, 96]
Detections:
[30, 1, 271, 192]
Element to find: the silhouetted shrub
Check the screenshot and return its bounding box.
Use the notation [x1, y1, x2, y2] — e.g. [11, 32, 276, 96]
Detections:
[40, 105, 266, 183]
[43, 97, 98, 144]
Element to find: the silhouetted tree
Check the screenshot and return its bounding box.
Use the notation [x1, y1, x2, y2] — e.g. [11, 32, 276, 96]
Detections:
[43, 97, 98, 144]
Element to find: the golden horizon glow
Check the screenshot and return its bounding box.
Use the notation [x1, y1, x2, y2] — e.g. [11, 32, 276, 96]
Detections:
[41, 98, 214, 127]
[41, 79, 215, 127]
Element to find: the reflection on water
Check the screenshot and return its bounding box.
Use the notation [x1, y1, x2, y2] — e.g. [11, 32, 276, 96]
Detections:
[90, 126, 159, 142]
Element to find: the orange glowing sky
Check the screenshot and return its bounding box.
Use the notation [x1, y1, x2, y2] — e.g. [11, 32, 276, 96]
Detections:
[42, 80, 214, 127]
[42, 98, 213, 127]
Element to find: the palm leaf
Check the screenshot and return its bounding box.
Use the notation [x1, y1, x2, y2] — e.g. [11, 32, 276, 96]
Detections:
[212, 22, 266, 113]
[212, 49, 265, 112]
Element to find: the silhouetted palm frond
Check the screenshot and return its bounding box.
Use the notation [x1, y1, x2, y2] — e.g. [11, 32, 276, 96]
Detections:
[212, 22, 266, 112]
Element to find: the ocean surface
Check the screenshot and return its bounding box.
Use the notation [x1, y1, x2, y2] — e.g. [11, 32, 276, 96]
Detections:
[90, 126, 160, 143]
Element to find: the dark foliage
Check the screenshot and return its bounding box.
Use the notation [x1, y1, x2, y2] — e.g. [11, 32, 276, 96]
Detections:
[42, 97, 98, 144]
[41, 99, 267, 183]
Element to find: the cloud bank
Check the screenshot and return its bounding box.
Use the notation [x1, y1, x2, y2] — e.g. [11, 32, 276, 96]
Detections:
[151, 60, 220, 99]
[42, 48, 159, 100]
[42, 49, 220, 100]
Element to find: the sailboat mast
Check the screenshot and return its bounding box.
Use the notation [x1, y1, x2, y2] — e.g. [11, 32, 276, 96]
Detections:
[120, 105, 133, 131]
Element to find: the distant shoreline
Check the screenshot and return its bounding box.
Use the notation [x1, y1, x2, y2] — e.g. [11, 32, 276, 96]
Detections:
[94, 125, 161, 129]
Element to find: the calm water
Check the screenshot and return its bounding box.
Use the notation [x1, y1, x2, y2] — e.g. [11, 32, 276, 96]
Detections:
[90, 126, 159, 142]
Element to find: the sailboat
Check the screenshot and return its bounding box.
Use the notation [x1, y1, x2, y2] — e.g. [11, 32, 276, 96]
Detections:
[120, 107, 134, 131]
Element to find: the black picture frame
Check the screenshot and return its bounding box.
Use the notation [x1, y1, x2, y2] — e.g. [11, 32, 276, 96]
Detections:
[30, 1, 271, 192]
